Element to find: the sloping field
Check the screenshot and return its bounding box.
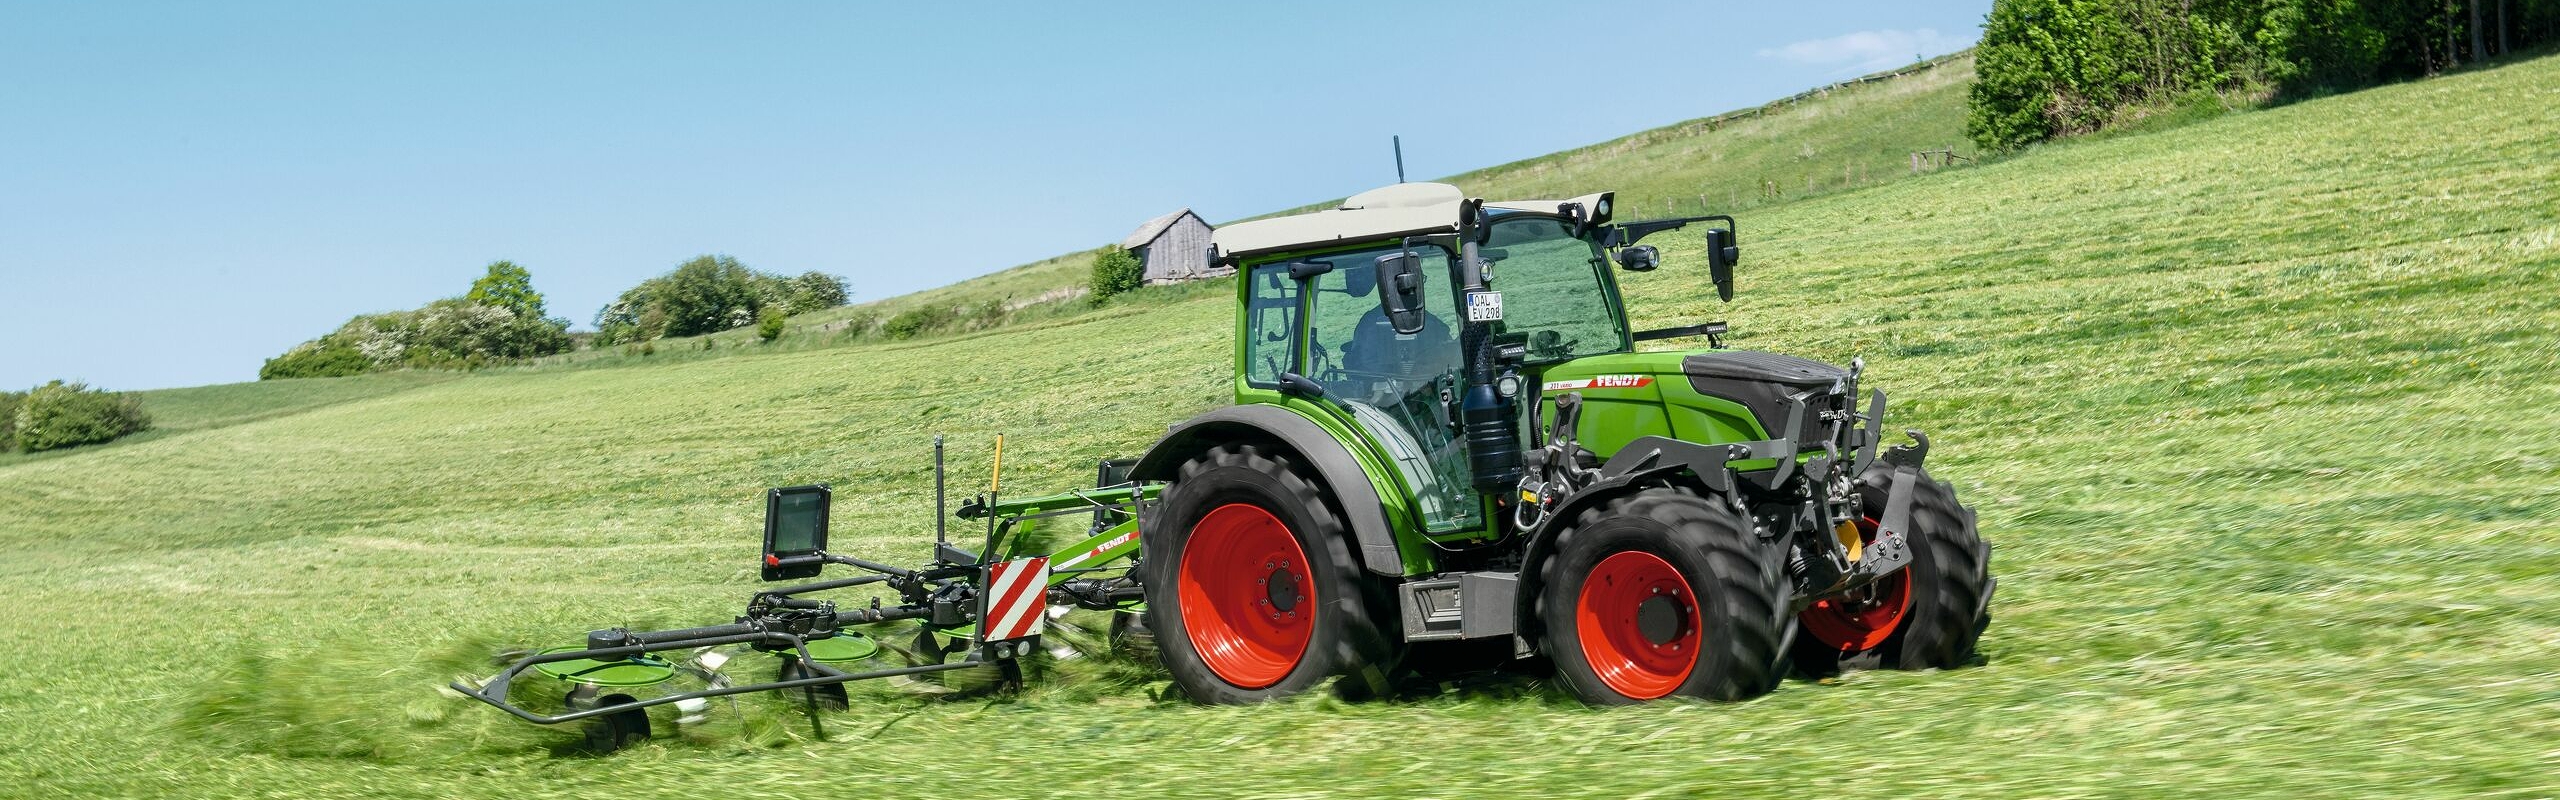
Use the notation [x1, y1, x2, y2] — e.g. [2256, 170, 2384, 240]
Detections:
[3, 52, 2557, 798]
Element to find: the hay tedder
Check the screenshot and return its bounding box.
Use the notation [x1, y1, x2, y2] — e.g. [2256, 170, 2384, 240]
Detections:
[454, 182, 1994, 750]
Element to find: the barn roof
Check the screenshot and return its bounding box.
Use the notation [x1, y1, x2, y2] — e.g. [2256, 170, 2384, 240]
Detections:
[1122, 208, 1204, 249]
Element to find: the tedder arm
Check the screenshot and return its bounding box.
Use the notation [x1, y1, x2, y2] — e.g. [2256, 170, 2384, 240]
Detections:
[451, 449, 1152, 729]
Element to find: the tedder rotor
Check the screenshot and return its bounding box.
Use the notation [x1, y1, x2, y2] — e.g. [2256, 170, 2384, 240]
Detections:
[452, 437, 1150, 751]
[454, 182, 1995, 750]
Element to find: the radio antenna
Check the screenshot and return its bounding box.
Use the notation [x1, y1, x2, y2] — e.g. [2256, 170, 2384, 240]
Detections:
[1393, 135, 1406, 183]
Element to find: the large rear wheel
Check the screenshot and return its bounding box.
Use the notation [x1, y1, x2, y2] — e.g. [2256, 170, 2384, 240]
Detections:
[1536, 487, 1791, 705]
[1790, 466, 1992, 675]
[1145, 444, 1392, 703]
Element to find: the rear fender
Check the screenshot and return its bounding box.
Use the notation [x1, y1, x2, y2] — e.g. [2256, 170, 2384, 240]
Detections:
[1131, 405, 1415, 576]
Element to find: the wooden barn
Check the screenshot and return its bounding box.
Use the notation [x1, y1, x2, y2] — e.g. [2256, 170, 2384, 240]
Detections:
[1122, 208, 1222, 284]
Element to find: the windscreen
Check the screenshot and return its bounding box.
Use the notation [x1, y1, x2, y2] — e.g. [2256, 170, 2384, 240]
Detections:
[1484, 216, 1628, 362]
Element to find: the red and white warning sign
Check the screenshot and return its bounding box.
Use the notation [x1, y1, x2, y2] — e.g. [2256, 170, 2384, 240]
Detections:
[980, 556, 1050, 642]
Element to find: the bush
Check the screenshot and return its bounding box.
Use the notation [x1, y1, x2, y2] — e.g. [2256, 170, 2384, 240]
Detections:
[12, 381, 150, 452]
[406, 300, 573, 363]
[262, 262, 573, 379]
[278, 301, 573, 375]
[259, 343, 374, 380]
[785, 271, 850, 314]
[1967, 0, 2560, 151]
[0, 391, 20, 451]
[963, 299, 1008, 331]
[880, 305, 955, 340]
[834, 310, 883, 341]
[1089, 246, 1144, 301]
[757, 307, 787, 342]
[595, 256, 851, 341]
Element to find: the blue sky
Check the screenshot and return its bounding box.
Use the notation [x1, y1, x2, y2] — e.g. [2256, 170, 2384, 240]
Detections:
[0, 1, 1985, 391]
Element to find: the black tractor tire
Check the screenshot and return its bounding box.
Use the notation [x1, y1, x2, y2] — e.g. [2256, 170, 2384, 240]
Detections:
[777, 657, 849, 711]
[1536, 487, 1792, 705]
[1144, 444, 1394, 703]
[1789, 465, 1993, 676]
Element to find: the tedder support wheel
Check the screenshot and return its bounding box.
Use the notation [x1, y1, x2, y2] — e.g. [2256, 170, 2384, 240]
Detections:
[1790, 465, 1993, 676]
[1145, 444, 1392, 703]
[567, 689, 651, 754]
[778, 657, 849, 711]
[1537, 487, 1792, 705]
[1108, 608, 1157, 663]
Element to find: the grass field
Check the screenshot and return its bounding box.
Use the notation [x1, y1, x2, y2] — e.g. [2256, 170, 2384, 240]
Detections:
[4, 51, 2559, 799]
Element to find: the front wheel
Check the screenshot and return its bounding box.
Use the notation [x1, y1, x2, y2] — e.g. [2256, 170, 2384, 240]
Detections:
[1144, 444, 1392, 703]
[1790, 466, 1993, 675]
[1536, 487, 1792, 705]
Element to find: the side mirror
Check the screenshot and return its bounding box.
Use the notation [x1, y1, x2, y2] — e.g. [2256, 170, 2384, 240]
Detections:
[1373, 252, 1429, 335]
[1704, 227, 1739, 302]
[1614, 244, 1659, 272]
[762, 484, 831, 581]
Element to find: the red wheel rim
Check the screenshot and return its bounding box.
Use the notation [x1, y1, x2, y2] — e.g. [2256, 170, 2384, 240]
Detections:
[1575, 550, 1699, 699]
[1177, 503, 1314, 689]
[1799, 518, 1914, 652]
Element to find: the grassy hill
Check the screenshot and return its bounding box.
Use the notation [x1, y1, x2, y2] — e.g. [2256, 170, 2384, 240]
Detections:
[4, 50, 2558, 799]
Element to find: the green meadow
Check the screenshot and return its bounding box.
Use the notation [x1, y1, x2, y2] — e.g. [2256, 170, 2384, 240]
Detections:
[3, 51, 2556, 798]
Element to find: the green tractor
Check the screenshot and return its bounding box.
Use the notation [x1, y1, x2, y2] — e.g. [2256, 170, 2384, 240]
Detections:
[1128, 182, 1993, 704]
[452, 182, 1994, 748]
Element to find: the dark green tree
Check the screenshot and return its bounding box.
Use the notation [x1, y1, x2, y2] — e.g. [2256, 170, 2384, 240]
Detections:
[464, 260, 546, 318]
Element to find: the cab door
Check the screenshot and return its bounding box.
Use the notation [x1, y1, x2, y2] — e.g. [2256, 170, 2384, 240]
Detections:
[1289, 245, 1482, 533]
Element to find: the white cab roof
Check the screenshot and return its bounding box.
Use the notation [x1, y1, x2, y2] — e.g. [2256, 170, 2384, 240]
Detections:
[1212, 183, 1612, 260]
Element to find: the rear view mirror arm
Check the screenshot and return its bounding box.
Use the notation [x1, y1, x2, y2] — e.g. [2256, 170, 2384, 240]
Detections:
[1610, 214, 1735, 246]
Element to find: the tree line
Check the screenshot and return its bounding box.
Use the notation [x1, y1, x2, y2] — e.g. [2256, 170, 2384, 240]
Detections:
[261, 257, 849, 380]
[1970, 0, 2558, 150]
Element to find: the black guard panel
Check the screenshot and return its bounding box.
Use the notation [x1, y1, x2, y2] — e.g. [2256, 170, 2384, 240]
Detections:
[1683, 350, 1848, 447]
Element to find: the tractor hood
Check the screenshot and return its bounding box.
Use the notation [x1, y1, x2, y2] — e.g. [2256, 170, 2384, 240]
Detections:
[1539, 350, 1852, 465]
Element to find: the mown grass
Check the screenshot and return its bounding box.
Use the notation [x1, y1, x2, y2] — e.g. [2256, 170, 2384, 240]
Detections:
[0, 371, 458, 467]
[3, 52, 2558, 799]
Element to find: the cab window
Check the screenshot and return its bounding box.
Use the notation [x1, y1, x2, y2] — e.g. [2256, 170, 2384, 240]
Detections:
[1242, 264, 1297, 387]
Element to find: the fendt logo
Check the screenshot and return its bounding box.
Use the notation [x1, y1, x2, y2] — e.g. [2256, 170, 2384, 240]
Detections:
[1541, 375, 1654, 391]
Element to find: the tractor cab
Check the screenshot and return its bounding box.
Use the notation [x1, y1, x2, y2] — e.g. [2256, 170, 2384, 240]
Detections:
[1210, 182, 1736, 538]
